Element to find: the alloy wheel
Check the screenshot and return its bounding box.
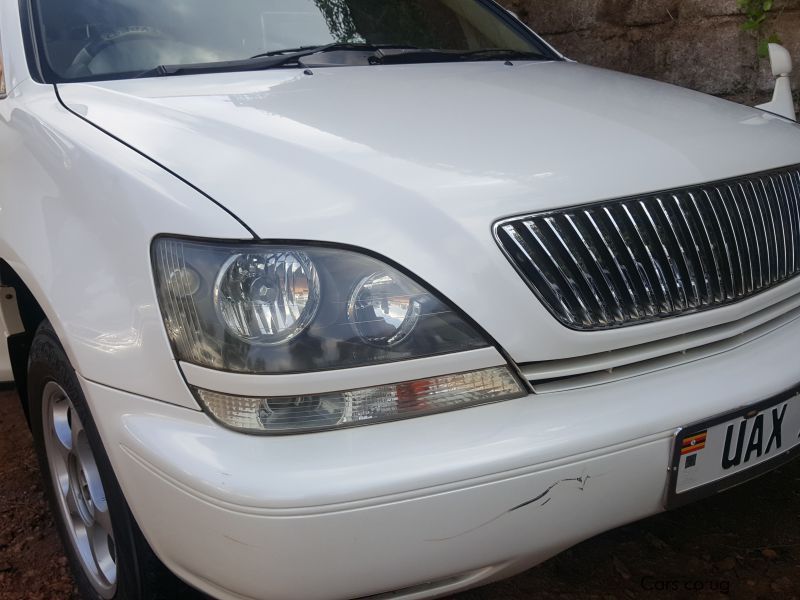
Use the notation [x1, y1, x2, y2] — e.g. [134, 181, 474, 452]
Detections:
[42, 381, 117, 598]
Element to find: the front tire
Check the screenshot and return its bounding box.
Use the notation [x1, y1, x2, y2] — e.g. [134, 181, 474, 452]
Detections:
[27, 322, 196, 600]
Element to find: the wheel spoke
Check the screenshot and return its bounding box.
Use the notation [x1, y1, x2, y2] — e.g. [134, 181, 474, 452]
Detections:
[48, 394, 73, 463]
[70, 413, 84, 457]
[50, 448, 71, 499]
[75, 428, 110, 524]
[65, 483, 82, 519]
[52, 431, 71, 463]
[94, 503, 113, 537]
[89, 522, 117, 586]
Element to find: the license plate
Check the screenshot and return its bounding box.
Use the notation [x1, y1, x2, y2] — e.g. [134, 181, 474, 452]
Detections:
[666, 388, 800, 508]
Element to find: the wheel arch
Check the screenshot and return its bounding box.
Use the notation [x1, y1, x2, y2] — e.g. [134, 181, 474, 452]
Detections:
[0, 259, 49, 422]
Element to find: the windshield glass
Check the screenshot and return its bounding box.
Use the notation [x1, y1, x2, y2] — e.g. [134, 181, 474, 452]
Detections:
[32, 0, 555, 82]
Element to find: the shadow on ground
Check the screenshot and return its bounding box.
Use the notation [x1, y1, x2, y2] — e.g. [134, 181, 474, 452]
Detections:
[1, 390, 798, 599]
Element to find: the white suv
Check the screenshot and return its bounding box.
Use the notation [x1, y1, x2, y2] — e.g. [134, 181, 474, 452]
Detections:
[1, 1, 799, 599]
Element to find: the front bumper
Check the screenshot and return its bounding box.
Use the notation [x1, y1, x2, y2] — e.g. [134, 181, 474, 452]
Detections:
[82, 314, 800, 600]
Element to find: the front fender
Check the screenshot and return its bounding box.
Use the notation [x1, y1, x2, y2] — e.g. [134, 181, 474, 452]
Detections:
[0, 81, 252, 408]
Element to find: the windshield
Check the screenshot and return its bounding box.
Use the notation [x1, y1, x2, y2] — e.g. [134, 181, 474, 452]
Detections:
[31, 0, 555, 82]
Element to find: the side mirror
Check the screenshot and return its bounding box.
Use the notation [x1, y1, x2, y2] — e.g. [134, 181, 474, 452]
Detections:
[768, 43, 792, 77]
[756, 44, 796, 121]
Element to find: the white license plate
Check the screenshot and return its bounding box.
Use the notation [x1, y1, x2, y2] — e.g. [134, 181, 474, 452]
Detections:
[667, 390, 800, 508]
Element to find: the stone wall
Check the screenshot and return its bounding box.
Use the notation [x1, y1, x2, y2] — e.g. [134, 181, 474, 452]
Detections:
[500, 0, 800, 107]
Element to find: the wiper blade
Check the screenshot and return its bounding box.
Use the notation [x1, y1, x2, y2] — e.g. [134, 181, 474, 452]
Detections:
[248, 43, 417, 60]
[372, 48, 547, 65]
[249, 45, 323, 59]
[136, 43, 421, 78]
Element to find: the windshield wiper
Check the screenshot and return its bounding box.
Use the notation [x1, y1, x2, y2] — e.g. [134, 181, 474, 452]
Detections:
[136, 43, 419, 78]
[371, 48, 547, 65]
[249, 45, 324, 59]
[249, 43, 416, 59]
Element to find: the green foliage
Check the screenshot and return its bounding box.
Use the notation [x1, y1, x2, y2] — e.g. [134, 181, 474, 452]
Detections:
[312, 0, 441, 47]
[313, 0, 358, 42]
[737, 0, 782, 58]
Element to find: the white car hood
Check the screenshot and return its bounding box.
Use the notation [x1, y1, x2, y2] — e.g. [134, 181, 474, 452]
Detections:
[58, 61, 800, 362]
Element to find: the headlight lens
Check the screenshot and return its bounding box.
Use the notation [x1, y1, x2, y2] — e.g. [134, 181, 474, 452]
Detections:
[153, 238, 489, 374]
[347, 272, 421, 347]
[214, 251, 320, 345]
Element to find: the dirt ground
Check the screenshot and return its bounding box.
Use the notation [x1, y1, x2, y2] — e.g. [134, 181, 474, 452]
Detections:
[1, 389, 798, 600]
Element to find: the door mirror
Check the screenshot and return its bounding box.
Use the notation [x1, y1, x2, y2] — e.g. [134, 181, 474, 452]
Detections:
[756, 44, 796, 121]
[767, 43, 792, 77]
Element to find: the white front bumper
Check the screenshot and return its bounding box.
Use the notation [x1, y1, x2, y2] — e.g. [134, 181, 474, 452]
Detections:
[83, 315, 800, 600]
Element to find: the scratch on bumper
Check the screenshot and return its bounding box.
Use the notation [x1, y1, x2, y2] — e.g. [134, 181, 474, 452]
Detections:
[426, 470, 591, 542]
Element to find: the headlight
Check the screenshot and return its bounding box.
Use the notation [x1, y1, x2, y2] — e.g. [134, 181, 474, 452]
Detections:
[152, 238, 491, 374]
[214, 251, 320, 345]
[347, 271, 421, 346]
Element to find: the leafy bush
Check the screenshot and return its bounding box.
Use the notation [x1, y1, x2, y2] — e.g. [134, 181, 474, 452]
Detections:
[738, 0, 782, 57]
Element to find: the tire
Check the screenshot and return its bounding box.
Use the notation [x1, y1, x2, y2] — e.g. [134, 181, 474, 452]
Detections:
[27, 322, 201, 600]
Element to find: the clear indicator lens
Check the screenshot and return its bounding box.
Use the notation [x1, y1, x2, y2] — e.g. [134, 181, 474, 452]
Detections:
[214, 252, 320, 345]
[196, 367, 525, 434]
[348, 272, 422, 346]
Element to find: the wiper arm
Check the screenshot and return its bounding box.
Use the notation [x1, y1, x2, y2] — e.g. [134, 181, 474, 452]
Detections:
[137, 42, 350, 78]
[372, 48, 547, 65]
[136, 43, 420, 78]
[463, 48, 548, 59]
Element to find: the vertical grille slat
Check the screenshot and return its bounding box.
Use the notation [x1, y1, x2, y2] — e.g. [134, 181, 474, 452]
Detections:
[759, 178, 783, 283]
[741, 181, 765, 290]
[788, 172, 800, 279]
[601, 206, 658, 315]
[673, 194, 714, 305]
[786, 172, 800, 272]
[770, 175, 790, 278]
[544, 216, 611, 325]
[640, 200, 689, 310]
[499, 224, 577, 325]
[523, 220, 594, 325]
[688, 191, 726, 302]
[777, 173, 796, 275]
[495, 165, 800, 330]
[791, 172, 800, 268]
[747, 179, 773, 287]
[729, 184, 758, 293]
[622, 203, 675, 312]
[657, 197, 701, 308]
[701, 189, 737, 299]
[715, 187, 747, 297]
[757, 178, 781, 284]
[582, 209, 642, 319]
[563, 214, 626, 324]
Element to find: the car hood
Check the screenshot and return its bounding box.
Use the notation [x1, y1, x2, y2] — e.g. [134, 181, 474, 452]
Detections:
[58, 61, 800, 362]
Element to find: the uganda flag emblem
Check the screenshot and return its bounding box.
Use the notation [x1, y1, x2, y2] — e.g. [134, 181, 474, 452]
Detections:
[681, 431, 708, 455]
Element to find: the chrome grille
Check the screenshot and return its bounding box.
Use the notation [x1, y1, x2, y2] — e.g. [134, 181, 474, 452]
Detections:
[495, 165, 800, 330]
